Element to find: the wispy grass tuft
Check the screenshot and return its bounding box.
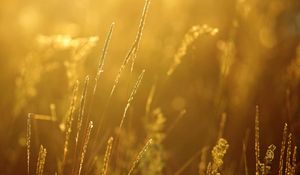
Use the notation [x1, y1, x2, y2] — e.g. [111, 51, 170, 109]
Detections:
[279, 123, 288, 175]
[76, 76, 90, 144]
[36, 145, 47, 175]
[27, 113, 32, 175]
[263, 144, 276, 174]
[254, 105, 260, 175]
[291, 146, 297, 174]
[206, 138, 229, 175]
[285, 133, 292, 174]
[62, 80, 79, 172]
[128, 139, 153, 175]
[78, 121, 93, 175]
[109, 0, 150, 98]
[101, 137, 114, 175]
[119, 69, 145, 130]
[93, 0, 151, 147]
[167, 24, 219, 76]
[72, 76, 89, 175]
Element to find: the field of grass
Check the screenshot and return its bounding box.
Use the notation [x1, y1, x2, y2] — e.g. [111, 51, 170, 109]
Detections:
[0, 0, 300, 174]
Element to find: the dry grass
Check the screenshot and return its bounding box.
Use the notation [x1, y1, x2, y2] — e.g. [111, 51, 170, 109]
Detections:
[128, 139, 153, 175]
[35, 145, 47, 175]
[1, 0, 300, 175]
[101, 137, 114, 175]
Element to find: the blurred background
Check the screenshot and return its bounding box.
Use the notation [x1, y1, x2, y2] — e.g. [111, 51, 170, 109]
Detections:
[0, 0, 300, 174]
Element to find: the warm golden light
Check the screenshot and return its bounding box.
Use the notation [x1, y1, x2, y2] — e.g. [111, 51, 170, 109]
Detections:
[0, 0, 299, 174]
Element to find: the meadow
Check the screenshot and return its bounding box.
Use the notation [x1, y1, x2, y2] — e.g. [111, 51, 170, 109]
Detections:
[0, 0, 299, 174]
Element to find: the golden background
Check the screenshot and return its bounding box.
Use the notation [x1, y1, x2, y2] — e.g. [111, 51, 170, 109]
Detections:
[0, 0, 300, 174]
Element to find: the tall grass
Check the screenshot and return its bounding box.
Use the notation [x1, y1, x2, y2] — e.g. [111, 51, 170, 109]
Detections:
[7, 0, 300, 174]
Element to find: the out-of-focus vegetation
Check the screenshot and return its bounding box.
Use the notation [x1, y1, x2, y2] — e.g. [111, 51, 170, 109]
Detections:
[0, 0, 300, 174]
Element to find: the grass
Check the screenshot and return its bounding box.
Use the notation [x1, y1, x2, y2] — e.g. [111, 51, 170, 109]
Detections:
[1, 0, 299, 174]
